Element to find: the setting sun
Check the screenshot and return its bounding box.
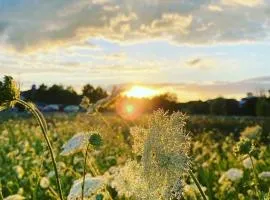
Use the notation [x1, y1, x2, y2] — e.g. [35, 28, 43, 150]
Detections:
[124, 86, 159, 98]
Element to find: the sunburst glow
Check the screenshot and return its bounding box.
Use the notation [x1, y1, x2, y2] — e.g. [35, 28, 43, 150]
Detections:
[124, 86, 159, 98]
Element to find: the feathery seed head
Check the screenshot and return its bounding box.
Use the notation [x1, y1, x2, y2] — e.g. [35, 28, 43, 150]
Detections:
[142, 110, 191, 190]
[0, 76, 20, 110]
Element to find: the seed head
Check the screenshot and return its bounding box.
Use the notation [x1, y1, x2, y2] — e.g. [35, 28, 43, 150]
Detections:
[0, 76, 20, 110]
[142, 110, 191, 191]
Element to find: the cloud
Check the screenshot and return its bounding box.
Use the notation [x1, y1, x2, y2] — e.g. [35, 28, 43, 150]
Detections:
[0, 0, 269, 51]
[185, 57, 217, 70]
[221, 0, 264, 7]
[208, 4, 223, 12]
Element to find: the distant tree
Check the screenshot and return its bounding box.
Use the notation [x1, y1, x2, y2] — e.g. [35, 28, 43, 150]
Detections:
[225, 99, 240, 115]
[241, 97, 258, 116]
[247, 92, 254, 97]
[82, 84, 108, 103]
[151, 93, 178, 111]
[22, 84, 80, 105]
[210, 97, 227, 115]
[256, 97, 270, 116]
[180, 100, 210, 114]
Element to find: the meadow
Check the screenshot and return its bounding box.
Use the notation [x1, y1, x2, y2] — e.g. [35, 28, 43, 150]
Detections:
[0, 111, 270, 200]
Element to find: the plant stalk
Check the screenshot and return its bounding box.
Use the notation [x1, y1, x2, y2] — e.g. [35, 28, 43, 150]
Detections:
[249, 154, 261, 200]
[15, 99, 64, 200]
[188, 168, 207, 200]
[82, 142, 91, 200]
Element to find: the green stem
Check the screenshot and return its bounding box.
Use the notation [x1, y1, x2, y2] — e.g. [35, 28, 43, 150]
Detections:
[15, 99, 64, 200]
[0, 182, 4, 200]
[82, 142, 91, 200]
[188, 168, 207, 200]
[249, 154, 261, 199]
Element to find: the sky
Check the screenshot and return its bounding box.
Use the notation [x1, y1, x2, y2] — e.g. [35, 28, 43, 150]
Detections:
[0, 0, 270, 102]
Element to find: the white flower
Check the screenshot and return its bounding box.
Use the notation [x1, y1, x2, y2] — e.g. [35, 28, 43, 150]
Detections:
[183, 184, 206, 199]
[240, 125, 262, 140]
[40, 177, 50, 189]
[61, 133, 90, 156]
[242, 157, 256, 169]
[4, 194, 25, 200]
[111, 160, 160, 200]
[142, 110, 190, 191]
[14, 166, 24, 179]
[258, 171, 270, 180]
[47, 171, 55, 178]
[68, 174, 105, 200]
[219, 168, 243, 182]
[130, 126, 148, 155]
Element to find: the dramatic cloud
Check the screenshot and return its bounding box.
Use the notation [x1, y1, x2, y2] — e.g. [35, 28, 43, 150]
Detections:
[0, 0, 269, 51]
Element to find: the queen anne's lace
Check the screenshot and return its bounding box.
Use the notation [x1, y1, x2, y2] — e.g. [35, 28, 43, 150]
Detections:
[68, 174, 105, 200]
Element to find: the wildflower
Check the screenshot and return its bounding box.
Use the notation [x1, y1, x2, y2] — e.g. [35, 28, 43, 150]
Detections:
[40, 177, 50, 189]
[17, 188, 24, 195]
[130, 126, 148, 155]
[61, 132, 102, 156]
[234, 138, 255, 156]
[242, 157, 256, 169]
[111, 160, 159, 199]
[219, 168, 243, 182]
[14, 166, 24, 179]
[240, 125, 262, 140]
[142, 110, 191, 193]
[67, 174, 105, 200]
[48, 171, 55, 178]
[183, 184, 198, 199]
[164, 179, 183, 200]
[258, 171, 270, 180]
[61, 133, 89, 156]
[80, 96, 90, 110]
[4, 195, 25, 200]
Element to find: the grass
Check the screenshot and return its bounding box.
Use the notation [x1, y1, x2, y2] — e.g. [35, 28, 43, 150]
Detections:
[0, 112, 270, 199]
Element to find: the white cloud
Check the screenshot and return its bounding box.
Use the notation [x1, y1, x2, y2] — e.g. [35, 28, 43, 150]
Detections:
[0, 0, 269, 51]
[208, 4, 223, 12]
[221, 0, 264, 7]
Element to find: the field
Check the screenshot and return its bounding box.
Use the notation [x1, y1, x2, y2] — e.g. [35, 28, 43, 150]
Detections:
[0, 111, 270, 200]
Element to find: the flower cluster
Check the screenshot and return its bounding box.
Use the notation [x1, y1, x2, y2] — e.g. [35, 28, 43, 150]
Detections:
[142, 110, 191, 192]
[112, 110, 190, 199]
[61, 132, 103, 156]
[68, 174, 105, 200]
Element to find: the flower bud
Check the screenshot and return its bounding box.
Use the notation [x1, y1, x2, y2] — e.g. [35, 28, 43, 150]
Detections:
[89, 133, 103, 148]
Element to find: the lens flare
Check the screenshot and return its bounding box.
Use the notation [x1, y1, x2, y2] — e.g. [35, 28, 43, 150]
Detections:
[116, 99, 143, 120]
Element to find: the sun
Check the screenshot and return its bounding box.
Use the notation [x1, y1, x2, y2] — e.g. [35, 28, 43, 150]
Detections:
[124, 86, 159, 98]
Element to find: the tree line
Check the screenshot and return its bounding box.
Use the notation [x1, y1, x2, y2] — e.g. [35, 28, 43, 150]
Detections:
[21, 84, 108, 105]
[21, 84, 270, 116]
